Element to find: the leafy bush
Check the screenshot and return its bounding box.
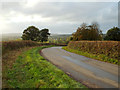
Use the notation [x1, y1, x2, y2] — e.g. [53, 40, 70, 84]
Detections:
[68, 41, 120, 60]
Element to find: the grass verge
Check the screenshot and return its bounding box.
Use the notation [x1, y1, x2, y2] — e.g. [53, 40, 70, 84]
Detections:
[2, 46, 37, 88]
[3, 46, 87, 88]
[62, 47, 119, 65]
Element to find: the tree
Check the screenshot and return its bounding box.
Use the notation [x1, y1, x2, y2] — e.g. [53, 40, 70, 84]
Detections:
[39, 28, 50, 42]
[21, 26, 40, 41]
[71, 23, 102, 41]
[21, 26, 50, 42]
[104, 27, 120, 41]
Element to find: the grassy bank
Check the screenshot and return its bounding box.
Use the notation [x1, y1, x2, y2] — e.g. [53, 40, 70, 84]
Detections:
[3, 46, 86, 88]
[2, 46, 37, 88]
[62, 47, 119, 65]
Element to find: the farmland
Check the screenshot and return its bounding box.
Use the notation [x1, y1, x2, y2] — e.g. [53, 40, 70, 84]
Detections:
[1, 1, 119, 88]
[1, 33, 22, 41]
[2, 36, 119, 88]
[2, 33, 70, 43]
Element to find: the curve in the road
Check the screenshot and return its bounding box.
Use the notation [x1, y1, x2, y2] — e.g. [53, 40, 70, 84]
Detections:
[41, 47, 119, 88]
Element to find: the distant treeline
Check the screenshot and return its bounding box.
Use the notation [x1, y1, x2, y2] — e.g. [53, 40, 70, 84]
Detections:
[2, 23, 120, 43]
[48, 34, 71, 44]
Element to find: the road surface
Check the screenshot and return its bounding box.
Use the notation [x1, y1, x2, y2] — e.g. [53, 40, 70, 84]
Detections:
[41, 47, 119, 88]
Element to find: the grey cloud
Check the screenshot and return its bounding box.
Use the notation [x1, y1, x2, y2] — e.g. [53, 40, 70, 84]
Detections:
[0, 2, 118, 34]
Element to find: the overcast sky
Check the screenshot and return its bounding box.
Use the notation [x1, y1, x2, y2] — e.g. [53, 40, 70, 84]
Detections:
[0, 0, 119, 34]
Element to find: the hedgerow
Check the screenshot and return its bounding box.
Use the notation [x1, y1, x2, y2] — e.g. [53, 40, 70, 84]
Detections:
[68, 41, 120, 60]
[2, 40, 66, 54]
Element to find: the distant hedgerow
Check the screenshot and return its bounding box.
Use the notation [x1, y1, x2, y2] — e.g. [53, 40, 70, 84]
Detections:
[2, 40, 66, 54]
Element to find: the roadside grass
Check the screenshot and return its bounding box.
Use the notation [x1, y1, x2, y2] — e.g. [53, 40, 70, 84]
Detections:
[2, 46, 37, 88]
[4, 46, 87, 88]
[62, 47, 119, 65]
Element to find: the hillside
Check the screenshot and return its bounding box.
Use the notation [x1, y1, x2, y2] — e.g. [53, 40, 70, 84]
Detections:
[2, 33, 22, 41]
[1, 33, 71, 41]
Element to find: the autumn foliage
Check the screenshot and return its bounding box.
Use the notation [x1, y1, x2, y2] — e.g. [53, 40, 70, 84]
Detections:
[71, 23, 102, 41]
[68, 41, 120, 60]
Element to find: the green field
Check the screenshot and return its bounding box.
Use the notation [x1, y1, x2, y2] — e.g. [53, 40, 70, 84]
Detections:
[3, 46, 86, 88]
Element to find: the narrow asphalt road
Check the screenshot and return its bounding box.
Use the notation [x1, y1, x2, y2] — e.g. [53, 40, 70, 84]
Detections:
[41, 47, 119, 88]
